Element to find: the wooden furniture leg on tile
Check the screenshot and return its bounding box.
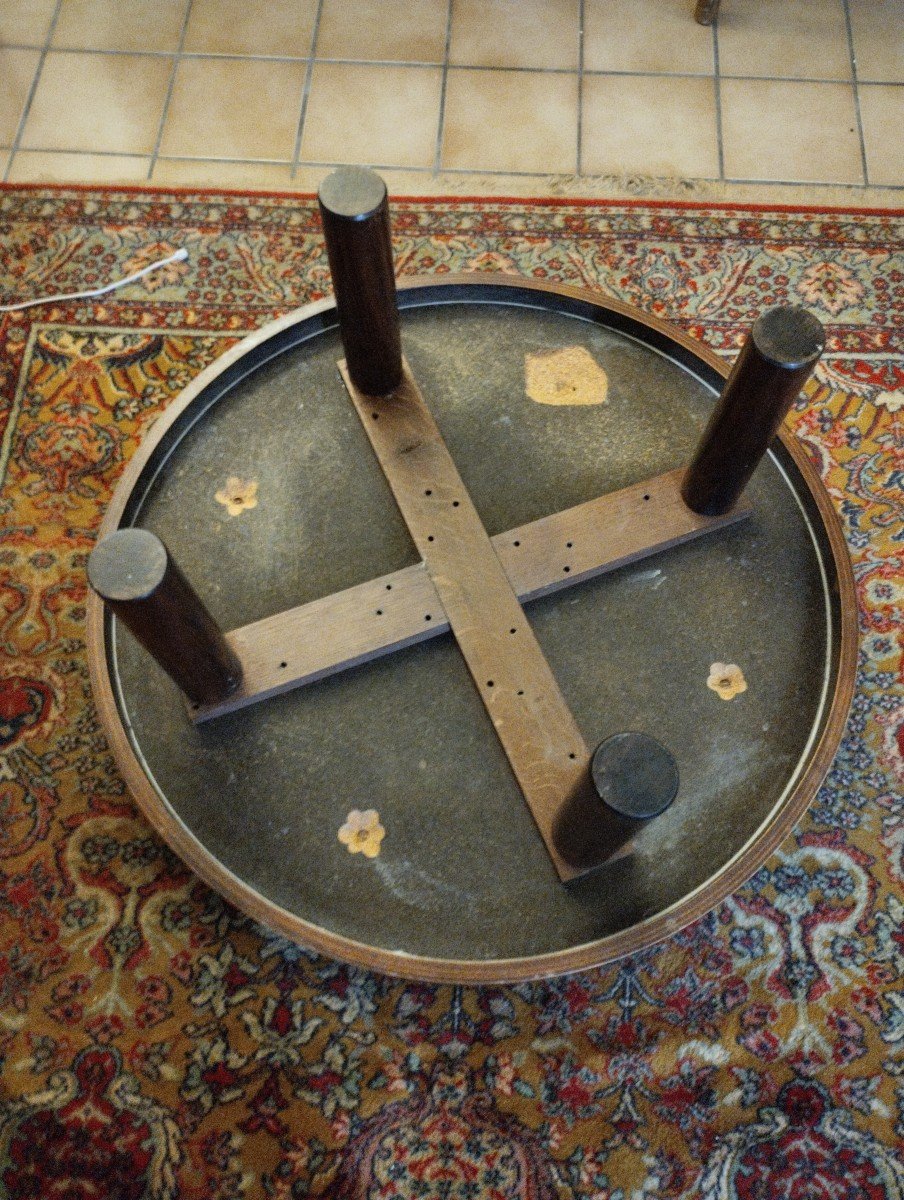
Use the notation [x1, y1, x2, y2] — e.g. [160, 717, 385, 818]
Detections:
[695, 0, 721, 24]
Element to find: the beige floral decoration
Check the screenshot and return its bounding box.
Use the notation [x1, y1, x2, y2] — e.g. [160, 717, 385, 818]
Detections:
[215, 476, 259, 517]
[707, 662, 748, 701]
[338, 809, 385, 859]
[525, 345, 609, 406]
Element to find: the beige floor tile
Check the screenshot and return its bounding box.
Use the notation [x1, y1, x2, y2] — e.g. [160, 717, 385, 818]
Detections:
[848, 0, 904, 82]
[153, 158, 296, 189]
[301, 63, 442, 168]
[183, 0, 317, 57]
[858, 85, 904, 186]
[718, 0, 851, 81]
[52, 0, 188, 52]
[582, 75, 718, 178]
[377, 169, 461, 195]
[442, 69, 577, 172]
[721, 79, 863, 183]
[159, 58, 306, 160]
[7, 150, 151, 183]
[584, 0, 713, 75]
[0, 149, 10, 178]
[0, 48, 39, 145]
[0, 0, 57, 45]
[317, 0, 448, 63]
[290, 165, 448, 195]
[449, 0, 579, 70]
[21, 52, 171, 154]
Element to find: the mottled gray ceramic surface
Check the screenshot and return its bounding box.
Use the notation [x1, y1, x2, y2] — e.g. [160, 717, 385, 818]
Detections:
[114, 299, 834, 962]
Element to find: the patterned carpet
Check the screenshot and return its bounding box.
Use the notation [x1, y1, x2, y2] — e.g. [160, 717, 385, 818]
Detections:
[0, 186, 902, 1199]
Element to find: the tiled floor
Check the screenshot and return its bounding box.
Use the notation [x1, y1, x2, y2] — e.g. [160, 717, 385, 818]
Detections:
[0, 0, 901, 196]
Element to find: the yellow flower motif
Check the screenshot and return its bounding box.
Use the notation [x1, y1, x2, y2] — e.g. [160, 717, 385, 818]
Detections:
[707, 662, 748, 701]
[338, 809, 385, 859]
[215, 476, 258, 516]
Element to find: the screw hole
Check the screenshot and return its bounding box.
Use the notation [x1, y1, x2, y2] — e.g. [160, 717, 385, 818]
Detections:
[386, 584, 392, 590]
[425, 614, 432, 621]
[427, 535, 434, 542]
[643, 494, 650, 501]
[566, 541, 573, 548]
[279, 661, 287, 669]
[424, 489, 432, 496]
[371, 412, 379, 420]
[513, 540, 520, 547]
[376, 609, 383, 616]
[563, 565, 571, 573]
[569, 752, 577, 760]
[510, 627, 517, 634]
[487, 680, 494, 688]
[452, 500, 460, 507]
[517, 689, 525, 696]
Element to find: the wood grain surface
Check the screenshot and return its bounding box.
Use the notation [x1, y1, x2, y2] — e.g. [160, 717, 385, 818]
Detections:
[191, 468, 750, 722]
[343, 358, 607, 881]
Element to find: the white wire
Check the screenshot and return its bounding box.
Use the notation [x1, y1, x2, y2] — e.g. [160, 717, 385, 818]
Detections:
[0, 247, 189, 312]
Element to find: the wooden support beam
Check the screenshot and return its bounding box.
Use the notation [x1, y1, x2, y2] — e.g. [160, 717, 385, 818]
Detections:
[342, 358, 620, 880]
[191, 464, 750, 724]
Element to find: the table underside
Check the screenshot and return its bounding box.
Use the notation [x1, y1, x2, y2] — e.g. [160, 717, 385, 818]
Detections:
[111, 296, 836, 964]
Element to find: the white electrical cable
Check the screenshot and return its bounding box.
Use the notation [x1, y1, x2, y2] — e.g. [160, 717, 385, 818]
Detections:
[0, 247, 189, 313]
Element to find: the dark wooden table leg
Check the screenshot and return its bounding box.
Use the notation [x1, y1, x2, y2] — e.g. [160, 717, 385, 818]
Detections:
[682, 306, 825, 516]
[695, 0, 721, 25]
[88, 528, 242, 707]
[318, 166, 403, 396]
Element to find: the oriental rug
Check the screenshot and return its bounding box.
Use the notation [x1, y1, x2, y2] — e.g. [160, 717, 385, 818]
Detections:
[0, 186, 902, 1200]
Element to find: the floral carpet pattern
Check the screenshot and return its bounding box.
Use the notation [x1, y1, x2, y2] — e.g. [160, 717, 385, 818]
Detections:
[0, 187, 902, 1199]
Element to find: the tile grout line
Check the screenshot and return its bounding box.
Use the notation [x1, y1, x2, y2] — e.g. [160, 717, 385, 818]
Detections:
[4, 0, 64, 183]
[576, 0, 585, 176]
[712, 11, 724, 180]
[4, 144, 902, 191]
[291, 0, 326, 181]
[433, 0, 455, 175]
[148, 0, 194, 180]
[841, 0, 869, 186]
[4, 39, 894, 82]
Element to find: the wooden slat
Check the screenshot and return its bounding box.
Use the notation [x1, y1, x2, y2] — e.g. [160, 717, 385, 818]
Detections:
[192, 472, 749, 724]
[191, 564, 440, 719]
[496, 464, 750, 602]
[344, 359, 601, 880]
